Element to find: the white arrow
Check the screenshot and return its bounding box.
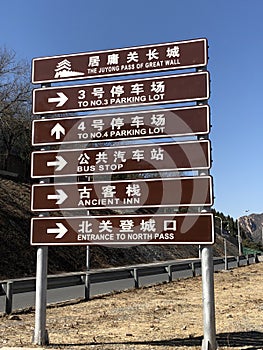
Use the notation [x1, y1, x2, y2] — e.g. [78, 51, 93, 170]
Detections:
[47, 223, 68, 239]
[48, 92, 68, 107]
[47, 189, 68, 205]
[47, 155, 67, 171]
[51, 123, 66, 140]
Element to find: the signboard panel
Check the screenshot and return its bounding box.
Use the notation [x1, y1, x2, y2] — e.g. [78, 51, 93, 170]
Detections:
[32, 72, 209, 115]
[31, 176, 213, 211]
[32, 105, 210, 146]
[30, 213, 214, 245]
[31, 140, 211, 178]
[32, 38, 208, 84]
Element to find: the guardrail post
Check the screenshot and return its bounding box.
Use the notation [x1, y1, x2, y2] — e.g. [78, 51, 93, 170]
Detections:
[224, 256, 228, 271]
[191, 262, 196, 277]
[224, 238, 228, 270]
[84, 273, 90, 300]
[133, 268, 139, 288]
[5, 281, 13, 314]
[246, 254, 250, 265]
[167, 265, 172, 282]
[236, 255, 240, 267]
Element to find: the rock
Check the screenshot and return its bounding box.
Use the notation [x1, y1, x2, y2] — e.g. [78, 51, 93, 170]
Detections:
[8, 315, 22, 321]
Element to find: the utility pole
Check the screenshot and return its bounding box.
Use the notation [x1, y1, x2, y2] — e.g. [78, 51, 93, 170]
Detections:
[237, 218, 242, 256]
[215, 216, 228, 270]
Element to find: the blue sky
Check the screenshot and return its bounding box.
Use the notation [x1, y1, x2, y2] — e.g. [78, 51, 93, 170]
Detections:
[1, 0, 262, 219]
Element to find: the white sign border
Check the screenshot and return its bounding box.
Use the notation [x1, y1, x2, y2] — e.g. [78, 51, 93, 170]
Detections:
[30, 212, 214, 246]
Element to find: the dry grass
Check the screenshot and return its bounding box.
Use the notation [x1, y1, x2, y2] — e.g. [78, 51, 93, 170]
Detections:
[0, 262, 262, 350]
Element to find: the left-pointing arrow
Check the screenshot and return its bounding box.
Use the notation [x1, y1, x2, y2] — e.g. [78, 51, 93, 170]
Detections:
[47, 189, 68, 205]
[47, 223, 68, 239]
[48, 92, 68, 107]
[47, 155, 67, 171]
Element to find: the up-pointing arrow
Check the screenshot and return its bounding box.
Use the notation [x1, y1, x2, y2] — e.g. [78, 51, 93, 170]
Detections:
[47, 155, 67, 171]
[51, 123, 66, 140]
[47, 189, 68, 205]
[47, 222, 68, 239]
[48, 92, 68, 107]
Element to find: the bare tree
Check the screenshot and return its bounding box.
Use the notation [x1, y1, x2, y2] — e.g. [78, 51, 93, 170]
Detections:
[0, 47, 32, 175]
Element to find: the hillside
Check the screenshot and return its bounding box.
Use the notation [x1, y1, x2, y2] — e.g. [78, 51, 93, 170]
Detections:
[239, 213, 263, 244]
[0, 176, 240, 280]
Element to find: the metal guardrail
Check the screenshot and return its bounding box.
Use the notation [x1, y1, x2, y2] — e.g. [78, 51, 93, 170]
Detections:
[0, 253, 260, 314]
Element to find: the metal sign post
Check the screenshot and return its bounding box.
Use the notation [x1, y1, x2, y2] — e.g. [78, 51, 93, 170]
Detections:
[32, 84, 50, 346]
[198, 111, 217, 349]
[85, 245, 90, 300]
[33, 244, 49, 345]
[201, 245, 217, 350]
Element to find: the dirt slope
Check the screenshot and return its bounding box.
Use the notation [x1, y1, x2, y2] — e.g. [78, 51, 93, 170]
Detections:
[0, 262, 262, 349]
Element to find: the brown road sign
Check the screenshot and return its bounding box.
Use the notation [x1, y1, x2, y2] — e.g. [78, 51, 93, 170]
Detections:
[31, 176, 213, 212]
[32, 72, 210, 115]
[30, 213, 214, 245]
[32, 105, 210, 146]
[32, 38, 208, 84]
[31, 140, 211, 178]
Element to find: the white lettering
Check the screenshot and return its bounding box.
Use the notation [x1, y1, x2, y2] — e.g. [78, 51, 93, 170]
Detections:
[149, 127, 165, 134]
[77, 233, 115, 241]
[110, 95, 147, 105]
[144, 60, 163, 69]
[148, 93, 165, 101]
[123, 198, 140, 205]
[98, 164, 124, 171]
[127, 233, 153, 240]
[78, 198, 120, 207]
[120, 63, 135, 71]
[98, 65, 120, 73]
[164, 58, 180, 66]
[154, 233, 175, 240]
[78, 101, 89, 107]
[90, 131, 102, 138]
[77, 165, 96, 173]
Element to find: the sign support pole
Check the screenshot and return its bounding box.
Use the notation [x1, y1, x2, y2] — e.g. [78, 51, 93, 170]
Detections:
[201, 245, 217, 350]
[33, 84, 50, 346]
[197, 96, 217, 350]
[85, 245, 90, 300]
[85, 207, 91, 300]
[33, 244, 49, 345]
[85, 181, 91, 301]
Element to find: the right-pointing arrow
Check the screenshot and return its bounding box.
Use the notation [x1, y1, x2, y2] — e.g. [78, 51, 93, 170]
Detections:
[47, 189, 68, 205]
[47, 155, 68, 171]
[47, 223, 68, 239]
[48, 92, 68, 107]
[51, 123, 66, 140]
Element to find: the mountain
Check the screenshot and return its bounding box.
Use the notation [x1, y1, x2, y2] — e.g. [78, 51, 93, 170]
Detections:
[239, 213, 263, 245]
[0, 175, 240, 280]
